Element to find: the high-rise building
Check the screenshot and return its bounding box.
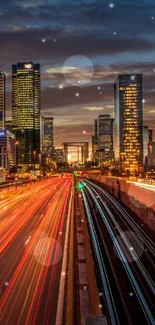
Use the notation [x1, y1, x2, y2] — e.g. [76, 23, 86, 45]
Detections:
[143, 126, 149, 164]
[0, 130, 16, 169]
[0, 72, 5, 130]
[147, 142, 155, 168]
[12, 62, 41, 166]
[42, 117, 54, 156]
[95, 115, 114, 164]
[114, 74, 143, 173]
[51, 148, 66, 162]
[148, 129, 153, 143]
[92, 119, 98, 160]
[97, 115, 114, 150]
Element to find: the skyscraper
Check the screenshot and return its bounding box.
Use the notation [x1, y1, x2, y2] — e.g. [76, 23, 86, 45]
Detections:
[0, 130, 16, 169]
[0, 72, 5, 130]
[148, 142, 155, 167]
[92, 119, 98, 160]
[114, 74, 143, 174]
[12, 62, 41, 166]
[96, 115, 114, 164]
[143, 126, 149, 164]
[42, 116, 54, 156]
[97, 115, 114, 151]
[148, 129, 153, 143]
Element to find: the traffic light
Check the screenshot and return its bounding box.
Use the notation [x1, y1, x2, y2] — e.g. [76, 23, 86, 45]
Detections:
[77, 182, 85, 191]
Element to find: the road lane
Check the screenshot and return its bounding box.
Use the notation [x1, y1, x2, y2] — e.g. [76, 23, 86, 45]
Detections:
[0, 177, 72, 325]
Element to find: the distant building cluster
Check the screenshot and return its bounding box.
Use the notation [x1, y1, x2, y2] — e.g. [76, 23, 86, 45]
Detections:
[0, 65, 155, 176]
[0, 62, 63, 172]
[92, 74, 155, 175]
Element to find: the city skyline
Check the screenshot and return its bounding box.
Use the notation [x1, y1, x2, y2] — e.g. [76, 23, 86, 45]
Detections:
[0, 0, 155, 147]
[0, 3, 155, 323]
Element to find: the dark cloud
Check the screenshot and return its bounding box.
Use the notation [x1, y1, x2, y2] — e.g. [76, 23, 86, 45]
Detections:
[0, 28, 155, 66]
[1, 0, 155, 146]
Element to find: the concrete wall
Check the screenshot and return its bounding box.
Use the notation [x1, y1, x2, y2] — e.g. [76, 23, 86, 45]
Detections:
[86, 175, 155, 232]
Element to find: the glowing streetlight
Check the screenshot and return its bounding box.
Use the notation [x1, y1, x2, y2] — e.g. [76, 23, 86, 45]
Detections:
[77, 182, 85, 191]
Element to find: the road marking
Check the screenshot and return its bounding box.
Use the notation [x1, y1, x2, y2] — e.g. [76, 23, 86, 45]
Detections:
[25, 236, 31, 245]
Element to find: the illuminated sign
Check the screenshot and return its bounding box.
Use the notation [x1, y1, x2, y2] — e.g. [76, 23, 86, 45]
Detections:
[24, 63, 32, 69]
[130, 75, 135, 81]
[0, 131, 5, 136]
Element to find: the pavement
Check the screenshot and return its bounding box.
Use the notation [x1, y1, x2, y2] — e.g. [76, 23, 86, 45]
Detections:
[0, 177, 72, 325]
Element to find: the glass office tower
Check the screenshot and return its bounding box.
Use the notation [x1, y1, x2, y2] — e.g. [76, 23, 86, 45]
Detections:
[96, 115, 114, 164]
[148, 129, 153, 143]
[143, 126, 149, 164]
[12, 62, 41, 166]
[97, 115, 114, 150]
[92, 119, 98, 160]
[42, 117, 54, 156]
[0, 130, 16, 169]
[0, 72, 5, 130]
[114, 74, 143, 173]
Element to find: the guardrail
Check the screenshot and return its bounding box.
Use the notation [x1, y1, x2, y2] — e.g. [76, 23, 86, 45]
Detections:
[0, 180, 31, 191]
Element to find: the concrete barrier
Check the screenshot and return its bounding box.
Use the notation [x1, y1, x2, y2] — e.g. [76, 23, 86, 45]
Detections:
[86, 175, 155, 232]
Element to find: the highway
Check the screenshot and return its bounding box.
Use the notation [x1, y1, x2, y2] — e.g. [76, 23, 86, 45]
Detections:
[81, 179, 155, 325]
[0, 177, 72, 325]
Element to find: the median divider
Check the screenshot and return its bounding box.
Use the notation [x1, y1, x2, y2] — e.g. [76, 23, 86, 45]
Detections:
[66, 178, 103, 325]
[66, 182, 75, 325]
[78, 193, 102, 318]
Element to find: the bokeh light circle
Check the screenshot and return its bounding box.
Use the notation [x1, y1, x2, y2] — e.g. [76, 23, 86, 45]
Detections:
[25, 231, 62, 266]
[113, 230, 144, 263]
[63, 55, 94, 86]
[34, 237, 62, 266]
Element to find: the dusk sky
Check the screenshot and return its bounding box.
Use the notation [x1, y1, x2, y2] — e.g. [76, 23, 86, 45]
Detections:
[0, 0, 155, 148]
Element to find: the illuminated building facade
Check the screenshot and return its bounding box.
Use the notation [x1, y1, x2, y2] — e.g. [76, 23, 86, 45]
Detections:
[0, 130, 16, 169]
[12, 62, 40, 166]
[63, 142, 89, 164]
[143, 126, 149, 164]
[114, 74, 143, 174]
[51, 148, 66, 162]
[148, 129, 153, 143]
[42, 117, 54, 156]
[146, 141, 155, 175]
[148, 142, 155, 166]
[0, 72, 5, 130]
[92, 119, 98, 160]
[97, 115, 114, 150]
[96, 115, 114, 164]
